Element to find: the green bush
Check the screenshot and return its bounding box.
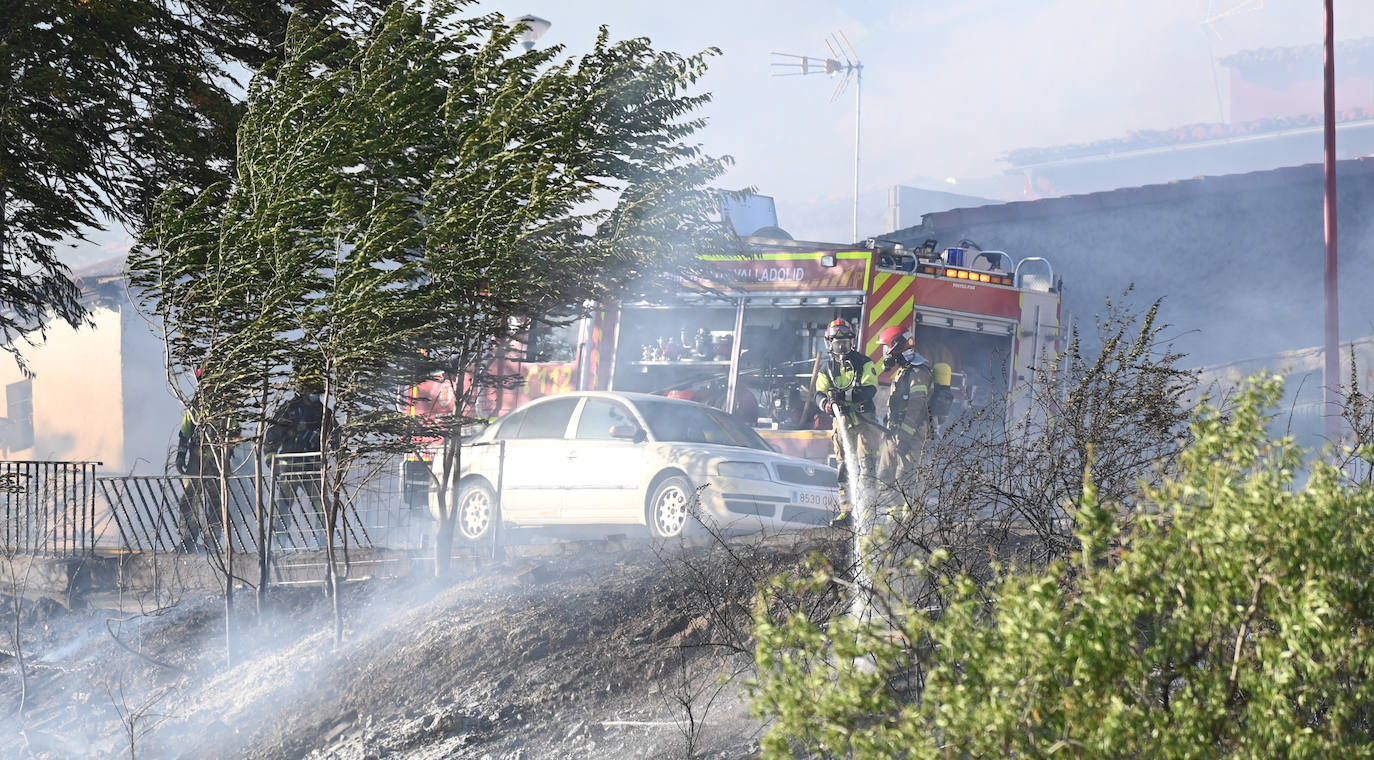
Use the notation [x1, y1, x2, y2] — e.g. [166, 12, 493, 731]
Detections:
[753, 374, 1374, 758]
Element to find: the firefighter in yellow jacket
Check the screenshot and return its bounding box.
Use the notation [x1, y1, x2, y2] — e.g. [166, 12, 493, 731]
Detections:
[174, 368, 224, 551]
[814, 318, 881, 526]
[875, 326, 941, 498]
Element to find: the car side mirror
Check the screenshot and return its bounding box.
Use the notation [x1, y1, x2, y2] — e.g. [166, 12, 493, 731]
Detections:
[610, 425, 647, 443]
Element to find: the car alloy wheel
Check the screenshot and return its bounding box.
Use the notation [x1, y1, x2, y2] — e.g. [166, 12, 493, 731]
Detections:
[457, 481, 497, 541]
[649, 475, 692, 538]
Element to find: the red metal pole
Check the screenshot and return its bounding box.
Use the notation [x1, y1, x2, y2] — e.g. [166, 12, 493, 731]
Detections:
[1323, 0, 1341, 445]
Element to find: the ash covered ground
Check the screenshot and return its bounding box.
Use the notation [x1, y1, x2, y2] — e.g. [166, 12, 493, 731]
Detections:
[0, 532, 840, 759]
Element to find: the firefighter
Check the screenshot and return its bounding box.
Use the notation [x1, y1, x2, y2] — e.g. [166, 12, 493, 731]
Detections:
[875, 327, 937, 499]
[264, 370, 338, 547]
[814, 318, 881, 527]
[930, 361, 955, 432]
[174, 367, 223, 552]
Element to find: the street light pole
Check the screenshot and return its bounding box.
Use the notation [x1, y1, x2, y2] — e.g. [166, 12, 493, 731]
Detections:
[1323, 0, 1341, 445]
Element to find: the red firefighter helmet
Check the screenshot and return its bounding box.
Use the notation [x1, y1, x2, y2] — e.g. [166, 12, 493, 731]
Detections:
[876, 325, 912, 356]
[824, 318, 855, 341]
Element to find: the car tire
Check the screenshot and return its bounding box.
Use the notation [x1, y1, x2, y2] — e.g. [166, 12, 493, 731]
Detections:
[648, 474, 694, 538]
[456, 480, 498, 542]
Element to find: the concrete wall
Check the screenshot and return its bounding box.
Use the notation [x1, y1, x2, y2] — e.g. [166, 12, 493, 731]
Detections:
[1230, 73, 1374, 122]
[894, 162, 1374, 369]
[120, 306, 183, 474]
[885, 185, 999, 233]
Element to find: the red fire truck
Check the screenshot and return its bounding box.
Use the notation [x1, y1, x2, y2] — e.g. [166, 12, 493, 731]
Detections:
[428, 236, 1064, 464]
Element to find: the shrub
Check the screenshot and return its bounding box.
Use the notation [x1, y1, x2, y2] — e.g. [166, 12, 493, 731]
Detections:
[753, 374, 1374, 758]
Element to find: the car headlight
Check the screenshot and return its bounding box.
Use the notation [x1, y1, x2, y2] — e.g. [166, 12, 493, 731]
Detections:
[715, 461, 772, 481]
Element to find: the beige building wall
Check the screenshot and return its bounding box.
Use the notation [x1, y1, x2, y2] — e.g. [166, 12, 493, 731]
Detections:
[0, 308, 125, 468]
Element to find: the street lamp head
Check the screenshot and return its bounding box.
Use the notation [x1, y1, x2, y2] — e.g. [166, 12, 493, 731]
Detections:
[510, 14, 551, 51]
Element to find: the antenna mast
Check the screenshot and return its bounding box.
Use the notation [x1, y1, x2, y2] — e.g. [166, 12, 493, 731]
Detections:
[772, 32, 864, 243]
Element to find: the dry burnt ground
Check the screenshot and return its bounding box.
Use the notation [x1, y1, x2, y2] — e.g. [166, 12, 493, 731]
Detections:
[0, 531, 843, 759]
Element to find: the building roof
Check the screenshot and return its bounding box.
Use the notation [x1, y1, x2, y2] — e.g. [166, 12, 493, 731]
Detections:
[914, 156, 1374, 231]
[1219, 36, 1374, 71]
[1002, 109, 1374, 168]
[69, 255, 130, 309]
[1002, 37, 1374, 168]
[71, 255, 127, 284]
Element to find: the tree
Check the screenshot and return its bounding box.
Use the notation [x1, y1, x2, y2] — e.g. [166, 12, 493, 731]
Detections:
[1, 0, 382, 372]
[134, 0, 734, 647]
[219, 0, 736, 576]
[752, 374, 1374, 757]
[133, 9, 388, 649]
[131, 183, 257, 661]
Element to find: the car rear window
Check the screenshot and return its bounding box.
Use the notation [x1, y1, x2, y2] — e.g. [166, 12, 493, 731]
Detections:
[514, 397, 579, 439]
[637, 400, 769, 450]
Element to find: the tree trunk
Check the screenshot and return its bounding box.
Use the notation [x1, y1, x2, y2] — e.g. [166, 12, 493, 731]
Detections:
[433, 435, 460, 578]
[322, 377, 343, 646]
[8, 564, 28, 716]
[326, 489, 342, 646]
[220, 442, 235, 666]
[434, 509, 454, 577]
[256, 370, 270, 615]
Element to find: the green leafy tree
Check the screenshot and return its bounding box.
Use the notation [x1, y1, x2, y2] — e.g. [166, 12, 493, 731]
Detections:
[1, 0, 382, 372]
[350, 3, 735, 575]
[134, 10, 399, 647]
[753, 374, 1374, 758]
[132, 180, 261, 661]
[136, 1, 735, 652]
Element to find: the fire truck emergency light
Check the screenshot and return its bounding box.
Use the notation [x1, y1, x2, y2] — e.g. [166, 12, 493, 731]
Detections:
[916, 263, 1014, 286]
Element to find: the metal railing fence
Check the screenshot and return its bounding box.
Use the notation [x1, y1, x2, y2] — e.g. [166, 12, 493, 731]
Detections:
[96, 453, 429, 556]
[98, 474, 260, 553]
[0, 460, 100, 557]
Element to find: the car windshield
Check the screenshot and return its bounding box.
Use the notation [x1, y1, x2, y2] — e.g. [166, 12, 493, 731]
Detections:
[636, 399, 770, 451]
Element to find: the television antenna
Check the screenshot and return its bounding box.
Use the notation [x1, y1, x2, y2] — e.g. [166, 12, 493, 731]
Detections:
[1201, 1, 1265, 120]
[1203, 0, 1264, 25]
[772, 32, 864, 243]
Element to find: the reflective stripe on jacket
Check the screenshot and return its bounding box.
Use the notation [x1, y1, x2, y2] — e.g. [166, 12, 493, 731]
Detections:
[815, 350, 880, 418]
[886, 361, 934, 437]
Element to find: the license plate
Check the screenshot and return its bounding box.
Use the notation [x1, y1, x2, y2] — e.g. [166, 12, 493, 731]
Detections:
[793, 490, 833, 507]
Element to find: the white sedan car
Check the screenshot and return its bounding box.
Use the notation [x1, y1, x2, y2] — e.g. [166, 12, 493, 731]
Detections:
[448, 391, 840, 540]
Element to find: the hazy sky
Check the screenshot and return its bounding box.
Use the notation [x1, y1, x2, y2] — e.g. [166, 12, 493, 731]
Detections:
[67, 0, 1374, 265]
[468, 0, 1374, 241]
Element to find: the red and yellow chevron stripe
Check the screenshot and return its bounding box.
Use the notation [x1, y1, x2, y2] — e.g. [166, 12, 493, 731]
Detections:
[862, 270, 918, 360]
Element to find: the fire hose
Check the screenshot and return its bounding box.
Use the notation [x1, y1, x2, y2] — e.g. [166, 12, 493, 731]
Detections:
[829, 393, 892, 436]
